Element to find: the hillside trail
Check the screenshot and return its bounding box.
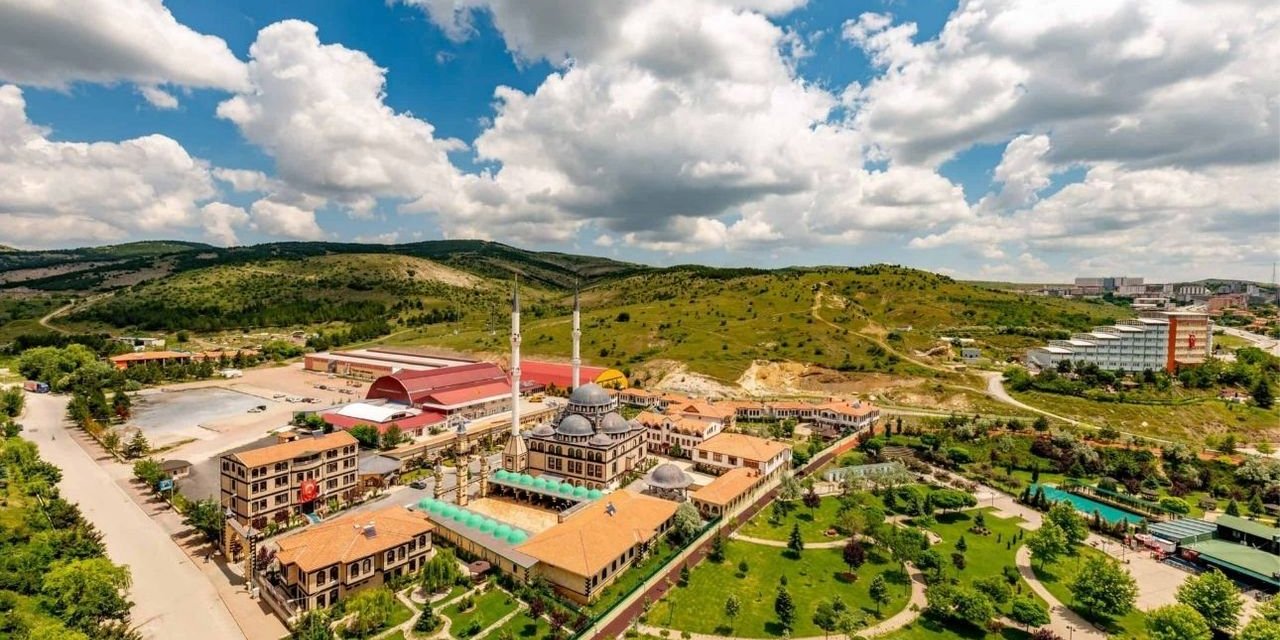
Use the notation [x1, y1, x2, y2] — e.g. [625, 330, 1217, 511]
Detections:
[38, 302, 74, 334]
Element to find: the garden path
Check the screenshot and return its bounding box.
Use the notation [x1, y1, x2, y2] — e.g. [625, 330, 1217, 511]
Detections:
[1014, 546, 1108, 640]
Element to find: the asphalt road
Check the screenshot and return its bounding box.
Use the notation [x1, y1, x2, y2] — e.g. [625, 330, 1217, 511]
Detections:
[23, 393, 245, 640]
[1220, 326, 1280, 356]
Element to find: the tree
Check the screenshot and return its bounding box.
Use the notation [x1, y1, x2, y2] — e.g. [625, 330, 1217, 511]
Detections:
[348, 424, 381, 449]
[414, 604, 439, 634]
[1045, 501, 1088, 546]
[1069, 556, 1137, 620]
[803, 486, 821, 511]
[41, 558, 133, 632]
[345, 586, 396, 637]
[1225, 499, 1241, 516]
[1253, 378, 1274, 409]
[122, 431, 150, 459]
[1033, 416, 1051, 432]
[381, 425, 405, 448]
[842, 539, 866, 574]
[709, 530, 726, 562]
[1009, 597, 1050, 630]
[101, 430, 120, 454]
[724, 595, 741, 632]
[1026, 521, 1068, 568]
[111, 390, 131, 421]
[813, 600, 839, 639]
[1238, 598, 1280, 640]
[671, 502, 702, 544]
[290, 610, 333, 640]
[869, 574, 890, 615]
[131, 458, 164, 488]
[929, 489, 977, 513]
[1146, 604, 1211, 640]
[774, 584, 796, 630]
[787, 523, 804, 555]
[181, 499, 225, 543]
[1175, 569, 1242, 635]
[419, 549, 463, 593]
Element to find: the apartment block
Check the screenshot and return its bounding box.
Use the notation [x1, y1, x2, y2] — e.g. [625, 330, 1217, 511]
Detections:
[1026, 311, 1212, 373]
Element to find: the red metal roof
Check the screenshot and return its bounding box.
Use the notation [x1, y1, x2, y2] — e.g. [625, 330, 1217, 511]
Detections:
[423, 380, 511, 407]
[366, 362, 508, 406]
[520, 360, 609, 389]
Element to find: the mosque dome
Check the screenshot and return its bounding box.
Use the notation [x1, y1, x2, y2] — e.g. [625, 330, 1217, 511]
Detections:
[568, 383, 612, 407]
[600, 412, 630, 434]
[531, 423, 556, 437]
[588, 433, 613, 447]
[556, 414, 594, 436]
[647, 463, 693, 489]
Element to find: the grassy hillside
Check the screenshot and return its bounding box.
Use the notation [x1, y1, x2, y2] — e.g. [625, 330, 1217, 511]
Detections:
[0, 240, 643, 292]
[391, 265, 1128, 382]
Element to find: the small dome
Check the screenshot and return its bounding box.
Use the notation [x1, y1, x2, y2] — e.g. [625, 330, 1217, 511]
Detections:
[532, 477, 548, 489]
[600, 412, 630, 434]
[531, 423, 555, 437]
[588, 433, 613, 447]
[648, 463, 693, 489]
[494, 469, 509, 481]
[556, 414, 594, 436]
[506, 529, 528, 544]
[518, 474, 535, 486]
[466, 513, 484, 528]
[573, 486, 589, 499]
[569, 383, 613, 407]
[587, 488, 604, 500]
[428, 502, 445, 514]
[479, 518, 496, 533]
[440, 505, 457, 518]
[417, 498, 434, 510]
[558, 483, 575, 495]
[452, 509, 469, 523]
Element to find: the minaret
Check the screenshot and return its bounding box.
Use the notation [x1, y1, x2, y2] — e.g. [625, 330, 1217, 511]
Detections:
[571, 282, 582, 390]
[503, 280, 529, 472]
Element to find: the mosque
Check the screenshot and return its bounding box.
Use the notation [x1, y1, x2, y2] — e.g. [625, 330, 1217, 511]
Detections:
[418, 283, 678, 604]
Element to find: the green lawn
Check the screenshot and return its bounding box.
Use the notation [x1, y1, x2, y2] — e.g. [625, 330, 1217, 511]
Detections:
[338, 599, 414, 639]
[1032, 546, 1148, 640]
[486, 610, 553, 640]
[385, 632, 407, 640]
[885, 618, 1031, 640]
[647, 540, 910, 637]
[909, 510, 1047, 620]
[737, 495, 850, 543]
[1013, 389, 1280, 444]
[443, 588, 521, 638]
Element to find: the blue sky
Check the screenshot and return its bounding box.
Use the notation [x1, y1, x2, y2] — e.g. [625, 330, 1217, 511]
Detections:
[0, 0, 1274, 282]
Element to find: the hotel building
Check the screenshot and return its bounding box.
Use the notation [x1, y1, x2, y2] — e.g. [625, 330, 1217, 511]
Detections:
[1026, 311, 1212, 374]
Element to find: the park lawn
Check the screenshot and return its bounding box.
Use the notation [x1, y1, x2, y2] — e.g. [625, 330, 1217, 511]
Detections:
[486, 610, 552, 640]
[338, 599, 414, 639]
[1032, 546, 1148, 640]
[737, 491, 895, 543]
[911, 510, 1048, 619]
[646, 540, 910, 637]
[444, 588, 521, 638]
[885, 618, 1031, 640]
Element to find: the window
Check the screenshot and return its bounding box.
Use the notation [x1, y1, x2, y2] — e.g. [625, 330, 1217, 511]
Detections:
[349, 562, 360, 577]
[362, 558, 372, 574]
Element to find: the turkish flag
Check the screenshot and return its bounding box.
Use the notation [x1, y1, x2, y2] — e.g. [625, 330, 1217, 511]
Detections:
[299, 478, 319, 502]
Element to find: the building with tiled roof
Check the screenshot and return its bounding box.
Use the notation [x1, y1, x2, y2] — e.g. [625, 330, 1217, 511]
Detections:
[515, 490, 677, 603]
[692, 432, 791, 478]
[522, 383, 648, 489]
[690, 467, 765, 519]
[642, 413, 725, 458]
[220, 431, 359, 536]
[264, 507, 433, 614]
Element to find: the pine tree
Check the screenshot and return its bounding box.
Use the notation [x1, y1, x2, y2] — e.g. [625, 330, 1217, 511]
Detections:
[774, 585, 795, 630]
[1225, 499, 1240, 516]
[1253, 378, 1274, 409]
[787, 523, 804, 555]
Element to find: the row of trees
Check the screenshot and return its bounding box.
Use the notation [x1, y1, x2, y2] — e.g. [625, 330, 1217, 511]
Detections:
[0, 429, 139, 640]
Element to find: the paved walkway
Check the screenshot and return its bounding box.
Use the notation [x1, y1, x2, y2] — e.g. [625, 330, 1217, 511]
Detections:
[1015, 546, 1107, 640]
[731, 532, 851, 549]
[24, 394, 247, 640]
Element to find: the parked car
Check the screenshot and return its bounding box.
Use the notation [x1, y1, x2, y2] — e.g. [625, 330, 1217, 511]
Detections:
[410, 480, 429, 489]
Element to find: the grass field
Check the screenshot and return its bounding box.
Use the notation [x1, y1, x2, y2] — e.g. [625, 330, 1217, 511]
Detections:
[647, 540, 911, 637]
[485, 610, 552, 640]
[737, 492, 888, 543]
[1032, 546, 1147, 640]
[443, 588, 521, 638]
[911, 510, 1047, 616]
[885, 619, 1031, 640]
[1013, 390, 1280, 443]
[338, 599, 414, 639]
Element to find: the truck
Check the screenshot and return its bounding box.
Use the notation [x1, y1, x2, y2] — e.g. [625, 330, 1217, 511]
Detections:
[22, 381, 50, 393]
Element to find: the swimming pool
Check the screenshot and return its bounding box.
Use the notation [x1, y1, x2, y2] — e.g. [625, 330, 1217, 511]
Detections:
[1030, 484, 1145, 525]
